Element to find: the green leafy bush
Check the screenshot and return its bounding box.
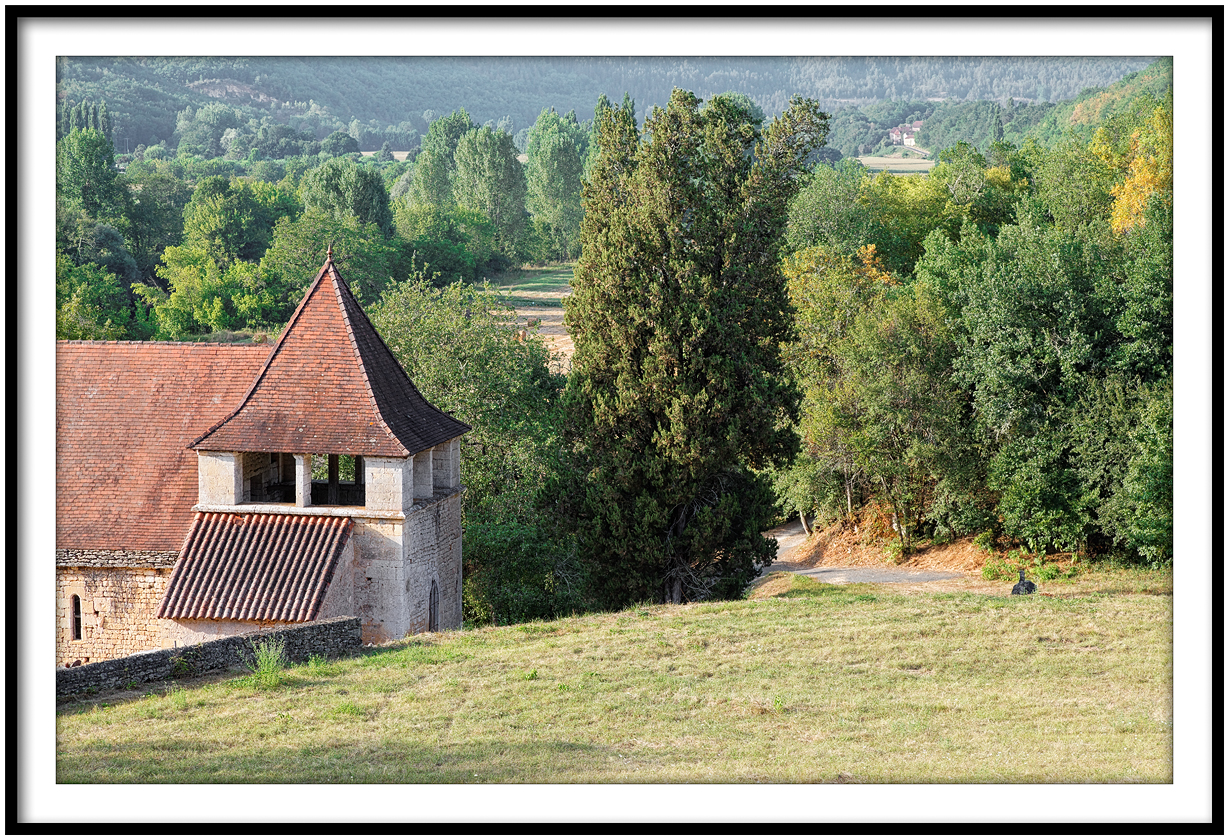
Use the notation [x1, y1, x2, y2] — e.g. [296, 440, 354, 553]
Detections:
[243, 637, 289, 689]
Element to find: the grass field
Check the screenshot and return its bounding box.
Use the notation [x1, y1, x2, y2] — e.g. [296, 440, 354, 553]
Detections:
[56, 569, 1171, 786]
[491, 264, 574, 305]
[858, 158, 936, 174]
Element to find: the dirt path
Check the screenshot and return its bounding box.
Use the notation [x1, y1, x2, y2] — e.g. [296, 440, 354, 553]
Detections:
[513, 299, 572, 366]
[753, 518, 1006, 596]
[505, 274, 1005, 599]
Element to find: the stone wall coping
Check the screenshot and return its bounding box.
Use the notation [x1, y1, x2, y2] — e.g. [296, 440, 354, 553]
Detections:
[193, 503, 405, 520]
[56, 550, 179, 569]
[193, 487, 463, 520]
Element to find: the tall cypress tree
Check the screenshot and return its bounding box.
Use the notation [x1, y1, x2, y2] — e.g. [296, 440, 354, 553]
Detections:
[559, 90, 829, 606]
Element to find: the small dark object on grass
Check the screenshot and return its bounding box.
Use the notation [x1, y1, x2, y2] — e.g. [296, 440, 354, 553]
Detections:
[1011, 569, 1036, 595]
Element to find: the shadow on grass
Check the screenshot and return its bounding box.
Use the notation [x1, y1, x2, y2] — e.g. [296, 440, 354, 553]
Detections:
[57, 735, 611, 784]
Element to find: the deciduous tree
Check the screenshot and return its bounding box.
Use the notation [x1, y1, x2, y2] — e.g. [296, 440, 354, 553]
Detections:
[300, 157, 393, 234]
[409, 108, 474, 209]
[525, 108, 585, 261]
[452, 126, 528, 264]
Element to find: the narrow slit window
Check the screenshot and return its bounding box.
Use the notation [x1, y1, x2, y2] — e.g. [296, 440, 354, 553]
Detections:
[429, 580, 440, 632]
[71, 595, 82, 641]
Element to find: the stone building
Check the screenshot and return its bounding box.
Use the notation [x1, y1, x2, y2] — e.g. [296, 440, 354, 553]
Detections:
[56, 255, 469, 666]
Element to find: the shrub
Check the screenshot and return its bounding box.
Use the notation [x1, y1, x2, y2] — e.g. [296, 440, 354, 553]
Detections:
[243, 637, 289, 689]
[980, 554, 1016, 581]
[972, 530, 997, 553]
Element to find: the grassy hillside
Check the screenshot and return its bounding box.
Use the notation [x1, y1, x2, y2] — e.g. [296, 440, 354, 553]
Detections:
[57, 568, 1172, 785]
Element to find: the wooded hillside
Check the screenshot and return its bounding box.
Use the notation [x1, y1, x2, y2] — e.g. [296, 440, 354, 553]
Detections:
[57, 56, 1156, 153]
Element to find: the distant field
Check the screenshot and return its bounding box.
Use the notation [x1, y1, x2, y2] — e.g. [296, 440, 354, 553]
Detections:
[858, 154, 935, 173]
[492, 264, 574, 303]
[360, 150, 413, 161]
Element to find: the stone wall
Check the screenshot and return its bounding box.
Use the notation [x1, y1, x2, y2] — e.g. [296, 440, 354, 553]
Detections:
[56, 549, 178, 569]
[348, 488, 462, 643]
[57, 567, 175, 667]
[404, 490, 463, 635]
[56, 616, 362, 697]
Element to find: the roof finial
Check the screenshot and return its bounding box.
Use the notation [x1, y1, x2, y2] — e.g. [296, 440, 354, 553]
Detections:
[326, 240, 334, 261]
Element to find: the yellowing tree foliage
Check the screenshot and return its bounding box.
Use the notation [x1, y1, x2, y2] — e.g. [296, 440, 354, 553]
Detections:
[1109, 102, 1172, 234]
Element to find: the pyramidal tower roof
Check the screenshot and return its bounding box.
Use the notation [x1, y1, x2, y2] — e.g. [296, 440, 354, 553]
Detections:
[191, 256, 469, 458]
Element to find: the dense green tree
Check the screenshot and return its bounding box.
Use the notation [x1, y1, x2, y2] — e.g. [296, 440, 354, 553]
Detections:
[117, 168, 191, 281]
[259, 207, 398, 307]
[56, 249, 145, 340]
[321, 129, 361, 157]
[836, 282, 972, 552]
[1028, 137, 1116, 231]
[391, 201, 498, 284]
[525, 108, 585, 261]
[452, 126, 529, 264]
[250, 119, 320, 159]
[57, 129, 127, 231]
[135, 244, 261, 338]
[777, 245, 893, 530]
[178, 175, 283, 268]
[368, 276, 579, 624]
[300, 157, 393, 234]
[1113, 192, 1173, 382]
[1108, 380, 1172, 564]
[559, 90, 829, 606]
[860, 169, 952, 276]
[175, 102, 241, 158]
[785, 158, 878, 256]
[409, 108, 474, 208]
[942, 218, 1122, 554]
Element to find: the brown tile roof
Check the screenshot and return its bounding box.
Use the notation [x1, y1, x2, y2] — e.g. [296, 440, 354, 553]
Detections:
[157, 512, 352, 621]
[191, 258, 470, 458]
[56, 342, 271, 552]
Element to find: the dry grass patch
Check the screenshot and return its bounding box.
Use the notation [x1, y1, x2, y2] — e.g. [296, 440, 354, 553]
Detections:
[57, 575, 1171, 784]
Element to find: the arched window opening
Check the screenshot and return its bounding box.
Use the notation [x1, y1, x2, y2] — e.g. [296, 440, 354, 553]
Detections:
[428, 580, 440, 633]
[71, 595, 82, 641]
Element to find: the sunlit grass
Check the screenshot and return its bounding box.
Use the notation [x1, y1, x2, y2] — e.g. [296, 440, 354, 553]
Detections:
[57, 571, 1171, 784]
[492, 264, 574, 299]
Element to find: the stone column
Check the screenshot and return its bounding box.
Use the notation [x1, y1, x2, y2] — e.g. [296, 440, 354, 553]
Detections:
[327, 454, 340, 505]
[413, 449, 433, 501]
[198, 452, 242, 506]
[294, 454, 313, 507]
[432, 437, 461, 493]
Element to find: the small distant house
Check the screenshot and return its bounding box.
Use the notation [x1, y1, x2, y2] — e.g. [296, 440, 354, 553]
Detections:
[889, 121, 924, 147]
[56, 255, 470, 667]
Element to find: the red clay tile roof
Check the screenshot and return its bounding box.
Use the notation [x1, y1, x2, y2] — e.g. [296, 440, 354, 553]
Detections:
[57, 342, 271, 552]
[157, 512, 352, 621]
[191, 259, 469, 458]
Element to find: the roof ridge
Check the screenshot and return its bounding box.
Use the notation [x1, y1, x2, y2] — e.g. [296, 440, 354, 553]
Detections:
[328, 264, 408, 456]
[328, 262, 471, 443]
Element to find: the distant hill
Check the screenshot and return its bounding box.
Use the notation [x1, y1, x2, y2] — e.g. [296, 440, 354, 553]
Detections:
[57, 56, 1157, 153]
[1024, 56, 1173, 145]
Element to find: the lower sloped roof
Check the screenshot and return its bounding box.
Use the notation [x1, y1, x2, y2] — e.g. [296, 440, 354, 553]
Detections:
[157, 512, 352, 622]
[56, 342, 271, 552]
